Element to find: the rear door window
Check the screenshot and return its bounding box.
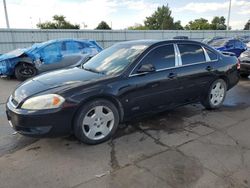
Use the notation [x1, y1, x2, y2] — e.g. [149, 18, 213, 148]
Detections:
[64, 41, 84, 53]
[140, 44, 176, 70]
[205, 48, 218, 61]
[178, 44, 205, 65]
[235, 40, 242, 49]
[226, 41, 235, 49]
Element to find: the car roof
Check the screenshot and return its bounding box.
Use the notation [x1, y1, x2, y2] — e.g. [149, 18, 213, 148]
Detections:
[30, 38, 95, 49]
[116, 40, 160, 46]
[116, 39, 205, 46]
[47, 38, 94, 43]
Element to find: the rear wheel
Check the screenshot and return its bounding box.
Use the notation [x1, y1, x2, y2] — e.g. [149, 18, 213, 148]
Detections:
[201, 79, 227, 110]
[15, 63, 37, 81]
[74, 99, 119, 144]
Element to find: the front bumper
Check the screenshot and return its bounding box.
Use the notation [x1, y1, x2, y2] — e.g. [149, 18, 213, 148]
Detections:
[6, 100, 76, 137]
[0, 60, 15, 76]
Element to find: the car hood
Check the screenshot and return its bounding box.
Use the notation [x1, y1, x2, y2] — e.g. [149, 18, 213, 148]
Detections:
[0, 43, 42, 62]
[12, 67, 105, 104]
[0, 49, 26, 61]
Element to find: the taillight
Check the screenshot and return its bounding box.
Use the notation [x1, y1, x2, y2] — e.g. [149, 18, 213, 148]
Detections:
[237, 59, 241, 70]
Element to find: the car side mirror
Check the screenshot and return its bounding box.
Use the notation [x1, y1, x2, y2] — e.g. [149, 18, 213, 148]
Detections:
[137, 63, 156, 73]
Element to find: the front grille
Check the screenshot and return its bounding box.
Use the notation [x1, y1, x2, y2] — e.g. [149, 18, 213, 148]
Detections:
[11, 97, 18, 106]
[9, 95, 19, 108]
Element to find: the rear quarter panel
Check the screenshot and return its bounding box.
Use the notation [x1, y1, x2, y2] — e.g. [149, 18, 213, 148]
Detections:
[217, 54, 240, 89]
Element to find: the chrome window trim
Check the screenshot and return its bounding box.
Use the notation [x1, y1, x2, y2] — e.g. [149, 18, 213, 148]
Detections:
[202, 46, 211, 62]
[129, 43, 177, 77]
[129, 43, 219, 78]
[203, 47, 219, 62]
[176, 43, 214, 66]
[174, 43, 182, 66]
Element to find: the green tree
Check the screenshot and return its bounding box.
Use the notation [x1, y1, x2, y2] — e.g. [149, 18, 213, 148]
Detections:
[95, 21, 111, 30]
[37, 15, 80, 29]
[210, 16, 227, 30]
[127, 23, 148, 30]
[185, 18, 211, 30]
[144, 5, 183, 30]
[173, 21, 184, 30]
[244, 19, 250, 30]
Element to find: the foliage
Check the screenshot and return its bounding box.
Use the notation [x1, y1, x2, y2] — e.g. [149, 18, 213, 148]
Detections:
[185, 18, 211, 30]
[210, 16, 227, 30]
[173, 21, 184, 30]
[95, 21, 112, 30]
[37, 15, 80, 29]
[127, 23, 148, 30]
[244, 19, 250, 30]
[143, 5, 183, 30]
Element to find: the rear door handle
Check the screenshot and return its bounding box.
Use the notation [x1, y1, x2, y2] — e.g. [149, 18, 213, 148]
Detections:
[168, 72, 177, 79]
[206, 66, 213, 71]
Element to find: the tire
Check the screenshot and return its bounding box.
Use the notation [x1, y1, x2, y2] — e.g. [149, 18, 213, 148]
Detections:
[15, 63, 37, 81]
[240, 73, 249, 78]
[201, 79, 227, 110]
[74, 99, 120, 145]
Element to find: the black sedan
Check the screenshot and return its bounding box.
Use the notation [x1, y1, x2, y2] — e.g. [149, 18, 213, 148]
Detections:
[6, 40, 240, 144]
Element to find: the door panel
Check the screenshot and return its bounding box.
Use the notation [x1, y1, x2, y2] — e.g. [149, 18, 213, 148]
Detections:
[123, 44, 183, 117]
[175, 62, 216, 103]
[176, 44, 217, 103]
[61, 41, 85, 67]
[126, 70, 180, 116]
[38, 42, 64, 72]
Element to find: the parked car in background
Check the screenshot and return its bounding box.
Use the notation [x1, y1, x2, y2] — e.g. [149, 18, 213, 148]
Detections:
[6, 40, 240, 144]
[246, 42, 250, 48]
[210, 38, 247, 57]
[0, 39, 102, 80]
[173, 36, 189, 40]
[202, 36, 225, 45]
[236, 35, 250, 44]
[239, 49, 250, 77]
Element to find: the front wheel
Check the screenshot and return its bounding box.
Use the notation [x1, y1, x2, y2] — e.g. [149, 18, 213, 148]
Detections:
[74, 99, 119, 145]
[201, 79, 227, 110]
[15, 63, 37, 81]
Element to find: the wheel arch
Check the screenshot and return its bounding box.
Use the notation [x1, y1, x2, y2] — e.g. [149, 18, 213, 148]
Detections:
[218, 75, 229, 90]
[71, 95, 125, 129]
[15, 60, 34, 67]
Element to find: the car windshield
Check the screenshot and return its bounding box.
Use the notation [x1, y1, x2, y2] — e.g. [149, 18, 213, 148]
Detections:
[82, 43, 149, 75]
[210, 39, 228, 47]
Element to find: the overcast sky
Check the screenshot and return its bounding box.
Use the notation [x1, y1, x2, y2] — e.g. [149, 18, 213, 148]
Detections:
[0, 0, 249, 30]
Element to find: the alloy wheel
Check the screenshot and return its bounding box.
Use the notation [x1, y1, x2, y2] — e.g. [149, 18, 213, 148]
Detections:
[210, 81, 225, 106]
[82, 105, 115, 140]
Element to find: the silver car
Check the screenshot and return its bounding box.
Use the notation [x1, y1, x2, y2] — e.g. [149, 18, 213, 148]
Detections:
[0, 39, 103, 80]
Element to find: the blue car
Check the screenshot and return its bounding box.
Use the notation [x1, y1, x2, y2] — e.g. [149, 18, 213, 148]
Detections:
[0, 39, 102, 80]
[210, 38, 247, 58]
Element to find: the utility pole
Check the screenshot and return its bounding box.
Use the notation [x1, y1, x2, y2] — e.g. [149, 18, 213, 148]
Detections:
[3, 0, 10, 28]
[227, 0, 232, 30]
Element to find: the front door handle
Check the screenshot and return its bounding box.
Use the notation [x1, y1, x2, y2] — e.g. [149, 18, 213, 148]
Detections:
[168, 72, 177, 79]
[206, 66, 213, 71]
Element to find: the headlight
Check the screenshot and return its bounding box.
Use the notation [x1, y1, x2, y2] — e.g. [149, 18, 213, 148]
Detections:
[21, 94, 65, 110]
[240, 53, 247, 58]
